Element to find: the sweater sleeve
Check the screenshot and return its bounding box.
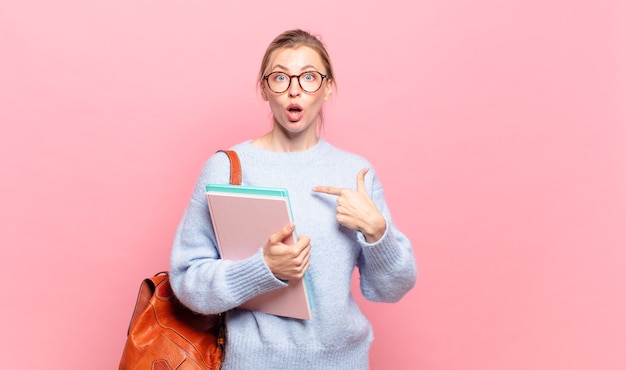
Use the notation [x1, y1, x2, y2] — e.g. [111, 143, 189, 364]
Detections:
[355, 171, 417, 303]
[169, 152, 287, 315]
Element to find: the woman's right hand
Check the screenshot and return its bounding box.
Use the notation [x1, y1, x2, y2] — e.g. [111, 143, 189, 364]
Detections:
[262, 223, 311, 281]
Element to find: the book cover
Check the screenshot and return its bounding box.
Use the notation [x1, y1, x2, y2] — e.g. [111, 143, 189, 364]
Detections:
[205, 184, 312, 320]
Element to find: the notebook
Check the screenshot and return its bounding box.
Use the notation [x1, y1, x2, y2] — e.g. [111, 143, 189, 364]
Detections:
[205, 184, 312, 320]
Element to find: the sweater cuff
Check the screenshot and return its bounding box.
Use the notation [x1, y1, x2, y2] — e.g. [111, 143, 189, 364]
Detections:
[224, 249, 287, 303]
[358, 224, 405, 273]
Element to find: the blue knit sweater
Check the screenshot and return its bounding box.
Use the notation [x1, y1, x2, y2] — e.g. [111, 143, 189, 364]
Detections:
[170, 139, 417, 369]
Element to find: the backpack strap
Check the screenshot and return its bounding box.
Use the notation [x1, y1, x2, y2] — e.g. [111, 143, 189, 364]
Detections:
[217, 150, 242, 185]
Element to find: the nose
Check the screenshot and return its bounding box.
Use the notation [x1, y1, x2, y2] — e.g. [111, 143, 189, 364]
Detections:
[288, 75, 302, 97]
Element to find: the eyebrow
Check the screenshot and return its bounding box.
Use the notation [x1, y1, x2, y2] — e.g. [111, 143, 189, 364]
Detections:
[271, 64, 321, 73]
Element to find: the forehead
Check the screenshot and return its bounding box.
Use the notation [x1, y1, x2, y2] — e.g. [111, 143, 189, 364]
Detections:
[267, 46, 325, 73]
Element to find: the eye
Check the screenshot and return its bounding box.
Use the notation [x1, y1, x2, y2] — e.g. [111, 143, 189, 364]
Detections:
[302, 72, 317, 82]
[273, 73, 289, 82]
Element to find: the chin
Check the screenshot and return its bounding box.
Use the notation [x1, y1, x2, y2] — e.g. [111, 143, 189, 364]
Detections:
[278, 119, 315, 133]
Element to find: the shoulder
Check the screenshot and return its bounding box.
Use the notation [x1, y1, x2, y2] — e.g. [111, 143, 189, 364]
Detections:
[319, 140, 373, 168]
[206, 141, 253, 165]
[199, 141, 251, 184]
[229, 140, 254, 153]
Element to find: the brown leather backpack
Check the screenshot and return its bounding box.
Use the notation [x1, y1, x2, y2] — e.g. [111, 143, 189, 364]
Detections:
[119, 273, 225, 370]
[119, 150, 241, 370]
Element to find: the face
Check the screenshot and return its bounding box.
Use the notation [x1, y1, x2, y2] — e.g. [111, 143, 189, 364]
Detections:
[261, 46, 332, 138]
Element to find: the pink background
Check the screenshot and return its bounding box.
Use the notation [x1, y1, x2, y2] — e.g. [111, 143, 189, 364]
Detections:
[1, 1, 625, 369]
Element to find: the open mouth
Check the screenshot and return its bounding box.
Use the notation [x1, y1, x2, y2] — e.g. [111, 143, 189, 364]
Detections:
[286, 104, 303, 121]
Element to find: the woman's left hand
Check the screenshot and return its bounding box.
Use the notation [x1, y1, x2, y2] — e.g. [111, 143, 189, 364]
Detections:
[313, 168, 386, 243]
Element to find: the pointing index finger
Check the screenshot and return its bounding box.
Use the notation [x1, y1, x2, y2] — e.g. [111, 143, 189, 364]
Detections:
[312, 185, 342, 196]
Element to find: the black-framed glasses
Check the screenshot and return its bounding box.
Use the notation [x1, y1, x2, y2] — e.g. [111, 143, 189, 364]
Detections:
[263, 71, 327, 93]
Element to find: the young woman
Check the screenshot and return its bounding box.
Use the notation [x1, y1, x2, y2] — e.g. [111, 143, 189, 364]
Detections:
[170, 29, 417, 369]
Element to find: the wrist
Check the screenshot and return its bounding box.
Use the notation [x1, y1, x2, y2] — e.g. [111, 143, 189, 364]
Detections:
[362, 216, 386, 243]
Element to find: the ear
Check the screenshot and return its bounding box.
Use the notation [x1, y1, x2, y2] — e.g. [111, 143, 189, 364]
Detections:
[323, 79, 333, 101]
[260, 84, 269, 101]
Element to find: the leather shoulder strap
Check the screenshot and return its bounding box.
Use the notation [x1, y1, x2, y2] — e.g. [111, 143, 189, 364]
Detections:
[217, 150, 242, 185]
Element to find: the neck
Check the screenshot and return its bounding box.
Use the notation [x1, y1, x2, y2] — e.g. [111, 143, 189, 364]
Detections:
[253, 127, 319, 152]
